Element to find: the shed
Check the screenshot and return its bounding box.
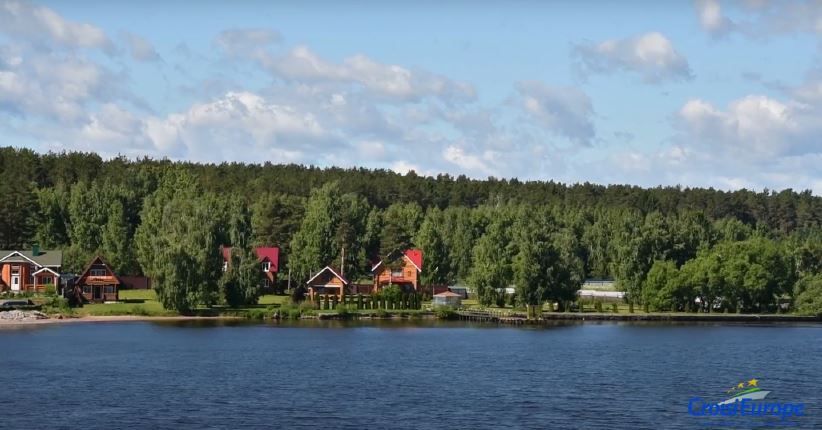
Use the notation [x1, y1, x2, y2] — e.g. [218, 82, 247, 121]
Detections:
[433, 291, 462, 307]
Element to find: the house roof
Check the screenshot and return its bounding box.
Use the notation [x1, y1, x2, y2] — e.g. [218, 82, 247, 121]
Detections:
[77, 256, 123, 285]
[434, 291, 461, 297]
[32, 267, 60, 277]
[306, 266, 349, 285]
[221, 246, 280, 273]
[0, 250, 62, 267]
[370, 248, 423, 272]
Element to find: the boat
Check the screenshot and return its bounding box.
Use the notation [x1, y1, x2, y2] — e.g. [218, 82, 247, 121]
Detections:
[718, 388, 771, 405]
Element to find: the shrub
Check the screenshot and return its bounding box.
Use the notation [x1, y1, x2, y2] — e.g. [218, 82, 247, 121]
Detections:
[435, 307, 458, 320]
[44, 284, 57, 297]
[335, 305, 354, 318]
[612, 303, 618, 313]
[629, 302, 634, 313]
[42, 296, 74, 315]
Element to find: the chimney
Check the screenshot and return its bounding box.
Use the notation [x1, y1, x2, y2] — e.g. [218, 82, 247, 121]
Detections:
[32, 244, 40, 256]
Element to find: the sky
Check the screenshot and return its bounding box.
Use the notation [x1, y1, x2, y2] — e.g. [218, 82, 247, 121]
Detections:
[0, 0, 821, 194]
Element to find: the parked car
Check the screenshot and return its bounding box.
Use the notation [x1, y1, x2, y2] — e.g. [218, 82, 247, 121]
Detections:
[0, 299, 34, 308]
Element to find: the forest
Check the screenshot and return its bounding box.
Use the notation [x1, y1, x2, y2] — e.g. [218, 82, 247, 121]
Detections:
[0, 146, 820, 314]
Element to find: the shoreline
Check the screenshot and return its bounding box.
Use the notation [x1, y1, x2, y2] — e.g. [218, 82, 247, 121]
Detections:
[0, 315, 242, 327]
[1, 311, 820, 327]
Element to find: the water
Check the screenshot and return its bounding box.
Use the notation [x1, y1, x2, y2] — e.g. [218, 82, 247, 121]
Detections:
[2, 320, 821, 429]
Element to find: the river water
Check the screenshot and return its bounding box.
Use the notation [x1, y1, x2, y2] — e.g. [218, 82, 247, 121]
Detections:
[1, 320, 821, 429]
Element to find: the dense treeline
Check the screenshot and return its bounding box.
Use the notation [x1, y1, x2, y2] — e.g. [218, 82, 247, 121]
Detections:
[1, 147, 820, 314]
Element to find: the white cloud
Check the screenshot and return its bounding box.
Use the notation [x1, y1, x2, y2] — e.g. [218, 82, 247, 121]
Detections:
[262, 45, 476, 102]
[124, 32, 160, 62]
[0, 51, 125, 123]
[677, 95, 819, 157]
[0, 0, 114, 53]
[695, 0, 734, 37]
[573, 32, 693, 83]
[515, 81, 595, 145]
[214, 28, 282, 58]
[693, 0, 822, 38]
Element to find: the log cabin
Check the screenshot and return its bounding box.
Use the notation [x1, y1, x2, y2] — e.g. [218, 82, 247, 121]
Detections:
[371, 248, 423, 293]
[221, 246, 280, 290]
[0, 246, 62, 294]
[74, 256, 122, 303]
[306, 266, 349, 301]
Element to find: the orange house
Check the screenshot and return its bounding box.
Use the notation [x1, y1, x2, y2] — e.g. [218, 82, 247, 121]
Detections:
[74, 256, 122, 303]
[371, 249, 423, 293]
[306, 266, 349, 301]
[221, 246, 280, 290]
[0, 248, 62, 293]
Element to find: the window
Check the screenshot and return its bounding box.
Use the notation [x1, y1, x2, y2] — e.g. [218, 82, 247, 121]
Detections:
[104, 285, 116, 294]
[391, 269, 403, 277]
[263, 279, 271, 288]
[90, 269, 107, 277]
[28, 275, 34, 284]
[42, 276, 53, 285]
[223, 261, 228, 272]
[262, 261, 271, 272]
[83, 286, 92, 295]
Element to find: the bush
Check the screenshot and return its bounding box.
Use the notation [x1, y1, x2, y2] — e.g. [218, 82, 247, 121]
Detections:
[42, 296, 74, 315]
[44, 284, 57, 297]
[612, 303, 618, 313]
[435, 307, 458, 320]
[335, 305, 353, 318]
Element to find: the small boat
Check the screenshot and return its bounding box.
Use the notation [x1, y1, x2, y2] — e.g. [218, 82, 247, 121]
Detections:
[718, 388, 771, 405]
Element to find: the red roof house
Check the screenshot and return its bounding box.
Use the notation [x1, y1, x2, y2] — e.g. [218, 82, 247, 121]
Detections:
[371, 248, 423, 293]
[221, 246, 280, 289]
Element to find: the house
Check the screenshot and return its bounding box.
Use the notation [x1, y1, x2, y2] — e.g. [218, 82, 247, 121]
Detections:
[371, 248, 423, 293]
[433, 291, 462, 307]
[0, 246, 62, 294]
[221, 246, 280, 289]
[306, 266, 349, 300]
[74, 256, 122, 303]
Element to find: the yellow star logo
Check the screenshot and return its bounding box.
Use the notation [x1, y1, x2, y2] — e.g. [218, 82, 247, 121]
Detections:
[747, 378, 758, 387]
[737, 382, 745, 389]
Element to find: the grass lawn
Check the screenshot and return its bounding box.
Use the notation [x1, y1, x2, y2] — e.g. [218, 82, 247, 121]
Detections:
[75, 299, 175, 317]
[258, 294, 289, 306]
[119, 289, 157, 301]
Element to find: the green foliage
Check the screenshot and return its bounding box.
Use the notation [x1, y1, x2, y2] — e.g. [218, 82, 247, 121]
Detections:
[289, 182, 342, 282]
[469, 207, 514, 306]
[434, 306, 458, 319]
[415, 208, 450, 286]
[1, 147, 820, 317]
[0, 160, 38, 248]
[794, 275, 822, 316]
[380, 285, 402, 305]
[134, 169, 223, 312]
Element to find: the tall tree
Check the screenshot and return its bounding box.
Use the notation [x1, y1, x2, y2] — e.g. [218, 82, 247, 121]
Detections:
[0, 166, 38, 248]
[469, 208, 515, 307]
[135, 169, 223, 312]
[415, 208, 450, 287]
[289, 182, 341, 282]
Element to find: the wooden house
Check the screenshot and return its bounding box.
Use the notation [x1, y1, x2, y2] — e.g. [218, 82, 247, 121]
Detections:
[371, 248, 423, 293]
[306, 266, 349, 301]
[74, 256, 122, 303]
[221, 246, 280, 290]
[0, 247, 62, 293]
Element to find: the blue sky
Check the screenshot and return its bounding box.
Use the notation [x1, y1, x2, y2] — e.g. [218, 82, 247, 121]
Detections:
[1, 1, 821, 193]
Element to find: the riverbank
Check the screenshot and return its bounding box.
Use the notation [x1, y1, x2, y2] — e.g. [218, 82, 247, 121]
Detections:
[3, 309, 820, 327]
[0, 313, 243, 327]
